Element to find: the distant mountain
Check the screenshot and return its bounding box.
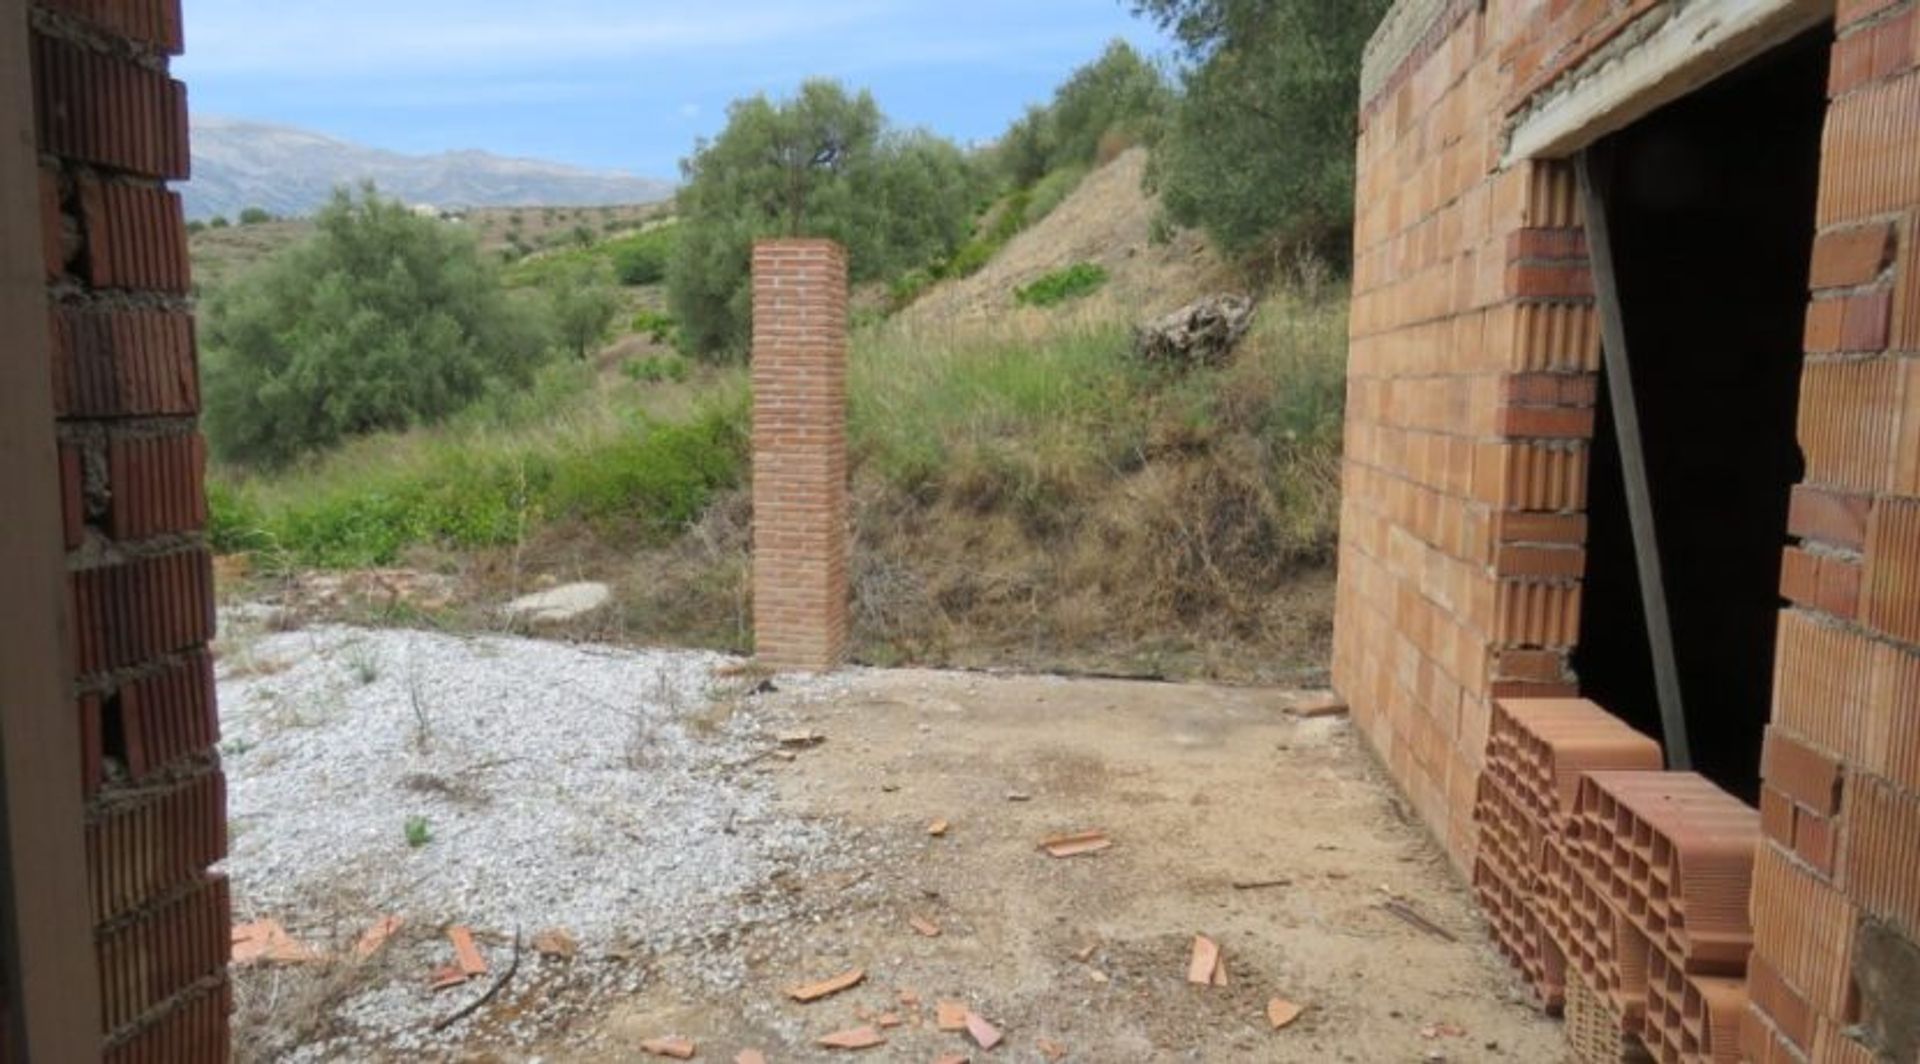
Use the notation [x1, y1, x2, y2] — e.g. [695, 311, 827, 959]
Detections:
[183, 117, 674, 221]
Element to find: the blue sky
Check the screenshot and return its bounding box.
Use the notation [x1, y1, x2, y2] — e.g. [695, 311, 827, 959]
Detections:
[178, 1, 1172, 178]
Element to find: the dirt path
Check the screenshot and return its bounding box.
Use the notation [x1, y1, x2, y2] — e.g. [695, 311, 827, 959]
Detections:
[563, 668, 1561, 1062]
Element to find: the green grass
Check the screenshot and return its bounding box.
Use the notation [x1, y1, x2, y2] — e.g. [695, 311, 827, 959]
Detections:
[622, 352, 691, 384]
[852, 321, 1144, 495]
[210, 363, 748, 568]
[1015, 263, 1109, 307]
[851, 287, 1345, 547]
[214, 286, 1351, 614]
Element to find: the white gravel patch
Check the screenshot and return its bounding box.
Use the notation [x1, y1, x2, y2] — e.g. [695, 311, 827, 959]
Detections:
[215, 621, 872, 1058]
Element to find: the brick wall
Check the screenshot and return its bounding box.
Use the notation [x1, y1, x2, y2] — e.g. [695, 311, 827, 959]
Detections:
[1748, 2, 1920, 1059]
[1340, 1, 1920, 1059]
[1337, 0, 1600, 870]
[750, 239, 850, 671]
[28, 0, 231, 1057]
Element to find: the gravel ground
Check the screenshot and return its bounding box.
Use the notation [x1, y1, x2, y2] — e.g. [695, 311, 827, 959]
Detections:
[215, 619, 884, 1060]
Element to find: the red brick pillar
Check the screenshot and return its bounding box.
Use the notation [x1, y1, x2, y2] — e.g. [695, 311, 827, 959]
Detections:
[29, 0, 232, 1058]
[751, 239, 850, 671]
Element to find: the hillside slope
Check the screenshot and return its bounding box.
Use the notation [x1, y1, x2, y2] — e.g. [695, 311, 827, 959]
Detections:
[186, 117, 674, 221]
[898, 148, 1232, 329]
[189, 203, 668, 292]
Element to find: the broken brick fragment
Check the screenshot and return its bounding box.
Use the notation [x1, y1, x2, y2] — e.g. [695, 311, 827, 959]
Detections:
[818, 1026, 886, 1050]
[641, 1037, 696, 1059]
[787, 967, 866, 1003]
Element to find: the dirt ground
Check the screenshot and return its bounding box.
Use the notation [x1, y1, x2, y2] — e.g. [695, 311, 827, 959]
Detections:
[528, 667, 1563, 1062]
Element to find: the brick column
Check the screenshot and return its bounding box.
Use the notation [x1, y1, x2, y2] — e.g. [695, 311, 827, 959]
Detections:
[28, 1, 232, 1059]
[751, 239, 849, 671]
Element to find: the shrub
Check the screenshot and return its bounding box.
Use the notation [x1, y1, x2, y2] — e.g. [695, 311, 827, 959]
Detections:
[621, 353, 690, 383]
[1015, 263, 1109, 307]
[544, 405, 746, 540]
[611, 226, 677, 286]
[888, 268, 937, 310]
[239, 207, 273, 226]
[202, 186, 552, 467]
[546, 262, 621, 360]
[209, 215, 230, 229]
[631, 309, 677, 344]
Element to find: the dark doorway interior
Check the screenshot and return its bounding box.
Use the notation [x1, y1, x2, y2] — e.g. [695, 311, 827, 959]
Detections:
[1572, 28, 1831, 802]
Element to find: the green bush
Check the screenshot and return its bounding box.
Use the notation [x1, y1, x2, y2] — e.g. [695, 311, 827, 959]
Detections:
[622, 353, 690, 383]
[944, 240, 998, 281]
[1015, 263, 1109, 307]
[202, 186, 552, 467]
[543, 405, 746, 540]
[239, 207, 273, 226]
[631, 309, 678, 344]
[209, 216, 230, 229]
[546, 262, 620, 360]
[610, 226, 677, 285]
[888, 268, 937, 310]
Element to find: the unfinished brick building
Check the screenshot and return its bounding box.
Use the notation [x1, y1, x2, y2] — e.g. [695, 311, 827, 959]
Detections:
[1336, 0, 1920, 1059]
[1, 0, 224, 1059]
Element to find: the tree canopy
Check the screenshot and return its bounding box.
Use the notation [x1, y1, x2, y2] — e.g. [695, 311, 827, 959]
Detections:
[1136, 0, 1389, 265]
[668, 80, 986, 358]
[993, 40, 1171, 187]
[203, 187, 551, 466]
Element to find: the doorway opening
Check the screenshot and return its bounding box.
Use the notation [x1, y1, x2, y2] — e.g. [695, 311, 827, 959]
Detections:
[1571, 27, 1831, 802]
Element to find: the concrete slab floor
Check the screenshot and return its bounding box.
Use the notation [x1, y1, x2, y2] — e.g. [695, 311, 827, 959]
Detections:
[561, 668, 1564, 1062]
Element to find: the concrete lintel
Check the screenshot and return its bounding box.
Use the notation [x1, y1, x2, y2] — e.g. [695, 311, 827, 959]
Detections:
[1505, 0, 1833, 165]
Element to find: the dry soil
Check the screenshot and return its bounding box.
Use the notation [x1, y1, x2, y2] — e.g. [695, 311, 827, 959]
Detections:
[542, 668, 1563, 1062]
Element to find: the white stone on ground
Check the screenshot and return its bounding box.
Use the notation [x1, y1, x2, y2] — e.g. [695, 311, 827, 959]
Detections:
[215, 621, 864, 1058]
[502, 581, 612, 623]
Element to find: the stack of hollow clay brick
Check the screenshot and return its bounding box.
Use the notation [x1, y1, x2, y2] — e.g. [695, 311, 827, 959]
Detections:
[1473, 698, 1665, 1015]
[1570, 772, 1759, 1064]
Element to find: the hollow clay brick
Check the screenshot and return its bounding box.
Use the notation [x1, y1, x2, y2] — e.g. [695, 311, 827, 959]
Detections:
[32, 33, 189, 179]
[95, 874, 228, 1033]
[1750, 842, 1859, 1020]
[49, 305, 200, 419]
[1490, 699, 1663, 829]
[1809, 222, 1898, 288]
[115, 650, 218, 780]
[86, 768, 225, 923]
[1574, 772, 1759, 975]
[101, 978, 229, 1064]
[1761, 728, 1844, 817]
[38, 0, 185, 55]
[1787, 486, 1873, 551]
